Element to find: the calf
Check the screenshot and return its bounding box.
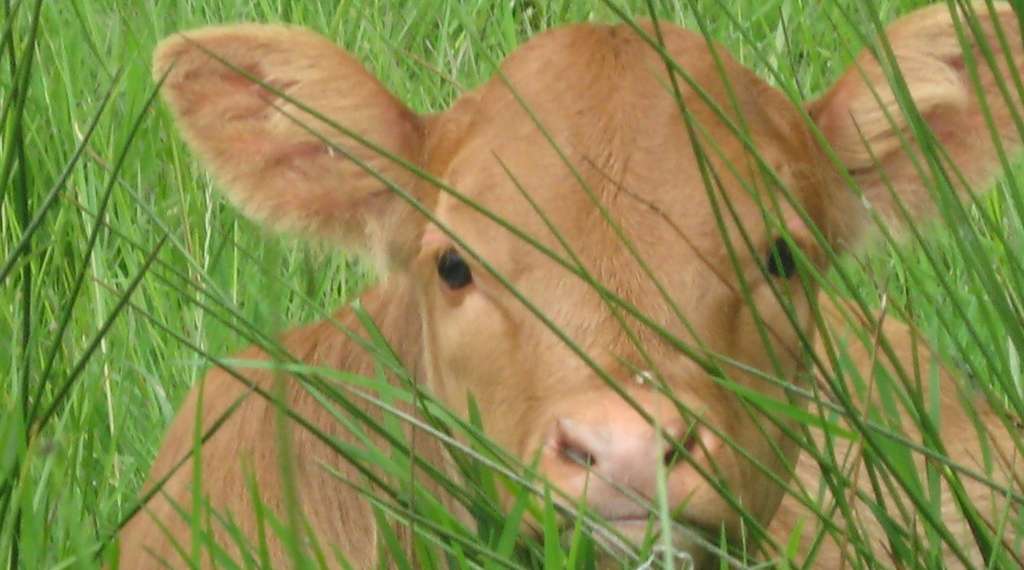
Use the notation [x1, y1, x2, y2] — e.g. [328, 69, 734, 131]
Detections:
[121, 3, 1022, 568]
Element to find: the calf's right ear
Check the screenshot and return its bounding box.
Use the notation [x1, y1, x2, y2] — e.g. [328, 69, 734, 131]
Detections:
[153, 25, 430, 266]
[809, 3, 1024, 244]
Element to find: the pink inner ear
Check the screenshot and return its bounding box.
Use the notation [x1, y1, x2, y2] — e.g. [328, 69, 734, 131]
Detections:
[265, 141, 334, 168]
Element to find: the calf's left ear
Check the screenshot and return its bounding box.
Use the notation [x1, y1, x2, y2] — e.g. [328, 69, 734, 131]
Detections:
[809, 2, 1023, 241]
[154, 25, 430, 266]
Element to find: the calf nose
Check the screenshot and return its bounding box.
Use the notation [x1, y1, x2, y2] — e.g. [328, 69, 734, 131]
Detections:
[542, 395, 707, 504]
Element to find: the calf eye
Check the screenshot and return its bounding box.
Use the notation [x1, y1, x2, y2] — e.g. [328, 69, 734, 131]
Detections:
[765, 238, 797, 279]
[437, 248, 473, 289]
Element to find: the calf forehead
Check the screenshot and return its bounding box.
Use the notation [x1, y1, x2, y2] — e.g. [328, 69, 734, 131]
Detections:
[430, 22, 809, 281]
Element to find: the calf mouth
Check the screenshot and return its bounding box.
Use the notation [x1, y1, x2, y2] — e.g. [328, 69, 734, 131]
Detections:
[567, 513, 721, 569]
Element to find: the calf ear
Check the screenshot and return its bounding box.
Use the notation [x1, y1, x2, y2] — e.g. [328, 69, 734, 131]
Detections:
[809, 3, 1023, 240]
[153, 25, 429, 266]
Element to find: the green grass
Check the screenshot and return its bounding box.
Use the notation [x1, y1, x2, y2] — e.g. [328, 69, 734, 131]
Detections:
[1, 0, 1022, 568]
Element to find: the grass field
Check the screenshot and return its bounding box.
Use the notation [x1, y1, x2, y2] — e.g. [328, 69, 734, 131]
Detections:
[2, 0, 1023, 568]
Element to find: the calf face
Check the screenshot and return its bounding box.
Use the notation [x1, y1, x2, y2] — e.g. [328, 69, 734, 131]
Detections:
[139, 2, 1023, 566]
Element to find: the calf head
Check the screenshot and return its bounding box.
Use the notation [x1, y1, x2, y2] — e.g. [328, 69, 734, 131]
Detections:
[154, 2, 1022, 558]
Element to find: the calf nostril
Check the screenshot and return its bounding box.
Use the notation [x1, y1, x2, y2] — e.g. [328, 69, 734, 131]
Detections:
[662, 445, 682, 468]
[662, 423, 701, 469]
[554, 418, 597, 468]
[560, 441, 596, 468]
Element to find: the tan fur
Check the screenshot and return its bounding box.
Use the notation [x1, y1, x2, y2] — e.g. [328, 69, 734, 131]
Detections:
[122, 4, 1022, 568]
